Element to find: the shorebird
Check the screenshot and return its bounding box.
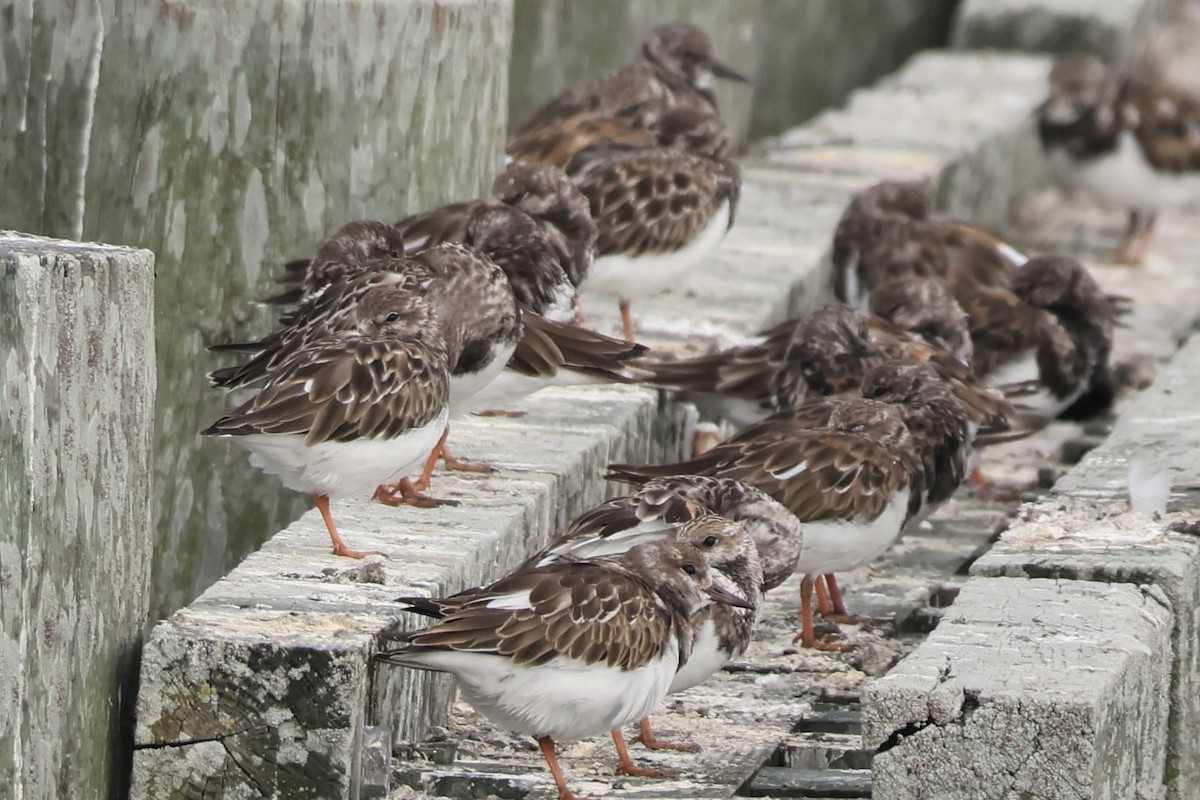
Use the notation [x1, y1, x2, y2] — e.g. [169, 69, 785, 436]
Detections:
[201, 268, 455, 559]
[378, 532, 752, 800]
[1037, 54, 1200, 265]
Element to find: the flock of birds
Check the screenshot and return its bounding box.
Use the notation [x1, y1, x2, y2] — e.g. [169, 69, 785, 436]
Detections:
[199, 23, 1200, 800]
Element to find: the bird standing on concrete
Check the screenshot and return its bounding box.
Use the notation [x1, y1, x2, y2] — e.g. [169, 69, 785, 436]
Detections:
[201, 267, 455, 559]
[609, 373, 930, 651]
[507, 22, 749, 167]
[536, 482, 793, 751]
[377, 530, 753, 800]
[1037, 54, 1200, 265]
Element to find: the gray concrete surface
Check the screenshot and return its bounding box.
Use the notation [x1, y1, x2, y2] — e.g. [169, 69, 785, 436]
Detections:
[130, 386, 694, 799]
[0, 0, 514, 622]
[862, 578, 1173, 800]
[952, 0, 1164, 64]
[0, 233, 156, 800]
[973, 334, 1200, 800]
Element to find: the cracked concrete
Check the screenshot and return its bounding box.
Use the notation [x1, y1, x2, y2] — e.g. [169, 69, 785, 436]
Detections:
[863, 578, 1174, 800]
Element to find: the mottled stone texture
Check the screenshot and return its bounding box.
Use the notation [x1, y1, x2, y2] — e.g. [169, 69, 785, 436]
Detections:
[748, 0, 957, 140]
[974, 332, 1200, 800]
[0, 233, 155, 800]
[952, 0, 1163, 64]
[863, 578, 1173, 800]
[508, 0, 958, 145]
[0, 0, 514, 621]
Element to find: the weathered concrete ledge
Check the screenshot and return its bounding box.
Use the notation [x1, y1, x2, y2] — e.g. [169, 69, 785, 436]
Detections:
[131, 49, 1056, 799]
[862, 577, 1173, 800]
[968, 332, 1200, 800]
[952, 0, 1163, 64]
[1, 232, 156, 800]
[130, 386, 691, 799]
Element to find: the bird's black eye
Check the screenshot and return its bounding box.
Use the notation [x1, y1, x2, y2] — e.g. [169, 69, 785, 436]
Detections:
[703, 535, 717, 547]
[682, 563, 697, 575]
[385, 312, 401, 323]
[388, 249, 402, 258]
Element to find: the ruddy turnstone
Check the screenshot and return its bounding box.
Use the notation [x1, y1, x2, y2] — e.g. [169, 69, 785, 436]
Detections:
[377, 533, 753, 800]
[508, 22, 748, 163]
[867, 275, 973, 366]
[831, 180, 1026, 309]
[1037, 54, 1200, 264]
[391, 162, 598, 323]
[201, 270, 454, 559]
[960, 255, 1116, 420]
[542, 481, 794, 751]
[632, 303, 1010, 434]
[565, 107, 741, 342]
[609, 385, 925, 651]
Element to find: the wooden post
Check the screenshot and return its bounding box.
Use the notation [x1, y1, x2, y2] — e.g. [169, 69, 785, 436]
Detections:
[0, 232, 156, 800]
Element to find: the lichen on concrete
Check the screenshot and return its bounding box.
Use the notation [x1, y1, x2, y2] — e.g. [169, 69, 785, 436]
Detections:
[0, 232, 155, 800]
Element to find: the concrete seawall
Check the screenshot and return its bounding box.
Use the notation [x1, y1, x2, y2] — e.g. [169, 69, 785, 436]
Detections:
[0, 233, 155, 800]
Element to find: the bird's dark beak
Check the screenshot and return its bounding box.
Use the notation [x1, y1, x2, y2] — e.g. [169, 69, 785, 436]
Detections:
[707, 583, 755, 610]
[710, 59, 750, 84]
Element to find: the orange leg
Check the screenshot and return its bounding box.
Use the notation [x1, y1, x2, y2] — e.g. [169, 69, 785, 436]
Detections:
[611, 730, 680, 778]
[619, 299, 636, 344]
[820, 573, 890, 626]
[1114, 210, 1156, 266]
[572, 295, 587, 326]
[635, 717, 699, 753]
[1127, 212, 1158, 265]
[969, 466, 1023, 503]
[312, 494, 381, 559]
[373, 478, 460, 509]
[793, 576, 852, 651]
[411, 426, 491, 493]
[815, 575, 836, 617]
[538, 737, 590, 800]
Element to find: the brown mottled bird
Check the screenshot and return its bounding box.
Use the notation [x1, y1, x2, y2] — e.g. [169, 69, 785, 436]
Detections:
[1037, 54, 1200, 264]
[507, 21, 749, 167]
[378, 529, 752, 800]
[609, 363, 945, 651]
[201, 266, 456, 559]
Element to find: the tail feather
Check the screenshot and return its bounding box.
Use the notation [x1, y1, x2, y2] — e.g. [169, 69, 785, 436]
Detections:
[508, 307, 648, 380]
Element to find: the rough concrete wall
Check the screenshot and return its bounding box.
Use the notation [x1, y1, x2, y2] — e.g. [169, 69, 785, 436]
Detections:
[0, 233, 155, 800]
[0, 0, 514, 621]
[952, 0, 1164, 65]
[508, 0, 761, 144]
[748, 0, 958, 140]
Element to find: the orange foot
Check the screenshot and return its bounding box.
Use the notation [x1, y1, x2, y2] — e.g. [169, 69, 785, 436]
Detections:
[373, 479, 461, 509]
[611, 730, 680, 779]
[312, 494, 382, 559]
[636, 718, 700, 753]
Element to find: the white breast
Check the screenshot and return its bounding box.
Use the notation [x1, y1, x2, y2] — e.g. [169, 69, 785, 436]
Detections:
[795, 488, 911, 576]
[669, 615, 734, 694]
[234, 408, 448, 499]
[1071, 131, 1200, 212]
[448, 341, 519, 416]
[585, 201, 731, 301]
[412, 642, 679, 742]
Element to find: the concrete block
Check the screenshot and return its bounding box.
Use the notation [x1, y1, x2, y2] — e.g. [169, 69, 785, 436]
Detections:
[0, 0, 515, 621]
[0, 232, 156, 799]
[952, 0, 1163, 64]
[862, 577, 1173, 800]
[973, 333, 1200, 800]
[129, 386, 691, 799]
